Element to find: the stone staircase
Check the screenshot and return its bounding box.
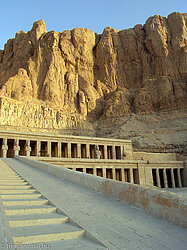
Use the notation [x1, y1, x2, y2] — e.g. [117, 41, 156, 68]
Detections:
[0, 159, 106, 249]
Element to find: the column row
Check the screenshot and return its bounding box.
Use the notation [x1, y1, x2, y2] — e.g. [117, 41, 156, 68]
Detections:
[69, 167, 138, 184]
[152, 168, 182, 188]
[0, 138, 126, 160]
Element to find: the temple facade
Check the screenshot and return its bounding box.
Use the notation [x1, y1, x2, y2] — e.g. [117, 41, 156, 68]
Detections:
[0, 130, 185, 189]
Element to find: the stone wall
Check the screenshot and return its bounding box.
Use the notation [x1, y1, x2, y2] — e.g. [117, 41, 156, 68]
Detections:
[133, 152, 177, 161]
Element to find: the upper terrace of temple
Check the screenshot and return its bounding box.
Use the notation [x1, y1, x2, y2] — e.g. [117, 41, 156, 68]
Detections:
[0, 130, 185, 190]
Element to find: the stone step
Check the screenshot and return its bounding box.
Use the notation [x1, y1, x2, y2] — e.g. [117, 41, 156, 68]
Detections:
[0, 179, 24, 182]
[0, 181, 28, 185]
[0, 182, 28, 185]
[0, 189, 37, 194]
[9, 216, 69, 228]
[8, 212, 67, 221]
[1, 194, 42, 199]
[0, 185, 32, 189]
[0, 176, 22, 179]
[0, 171, 17, 174]
[5, 205, 57, 216]
[12, 223, 85, 244]
[3, 198, 49, 206]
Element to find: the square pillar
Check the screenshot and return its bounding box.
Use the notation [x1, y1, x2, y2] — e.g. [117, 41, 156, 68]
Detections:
[121, 168, 125, 182]
[112, 146, 116, 160]
[103, 168, 106, 178]
[37, 141, 41, 156]
[93, 167, 97, 175]
[120, 146, 123, 160]
[177, 169, 182, 188]
[83, 168, 86, 173]
[171, 169, 176, 188]
[86, 144, 90, 158]
[156, 169, 161, 188]
[68, 143, 71, 158]
[104, 145, 108, 159]
[163, 169, 168, 188]
[58, 142, 61, 157]
[122, 145, 126, 159]
[130, 168, 134, 184]
[112, 168, 116, 180]
[77, 143, 81, 158]
[47, 141, 51, 157]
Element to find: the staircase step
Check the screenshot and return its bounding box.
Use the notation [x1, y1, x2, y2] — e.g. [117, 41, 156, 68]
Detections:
[0, 181, 28, 185]
[0, 185, 32, 189]
[5, 205, 56, 216]
[0, 176, 22, 179]
[0, 182, 29, 185]
[0, 189, 37, 194]
[8, 212, 67, 221]
[3, 198, 49, 206]
[1, 194, 42, 199]
[13, 223, 85, 244]
[9, 216, 68, 227]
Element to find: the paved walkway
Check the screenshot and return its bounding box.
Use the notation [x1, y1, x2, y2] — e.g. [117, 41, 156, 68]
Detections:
[2, 158, 187, 250]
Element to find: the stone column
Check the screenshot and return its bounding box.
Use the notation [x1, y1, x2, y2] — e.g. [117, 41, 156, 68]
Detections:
[93, 167, 97, 176]
[104, 145, 108, 159]
[72, 167, 76, 171]
[77, 143, 81, 158]
[122, 146, 126, 159]
[37, 141, 41, 157]
[86, 144, 90, 158]
[68, 142, 71, 158]
[163, 169, 168, 188]
[156, 169, 161, 188]
[103, 168, 106, 178]
[130, 168, 134, 184]
[112, 168, 116, 180]
[2, 138, 8, 158]
[120, 146, 123, 160]
[14, 139, 20, 156]
[25, 140, 31, 157]
[177, 168, 182, 188]
[83, 167, 86, 173]
[112, 146, 116, 160]
[121, 168, 125, 182]
[58, 142, 61, 157]
[171, 169, 176, 188]
[47, 141, 51, 157]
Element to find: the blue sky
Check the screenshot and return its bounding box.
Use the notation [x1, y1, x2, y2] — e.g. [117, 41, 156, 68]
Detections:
[0, 0, 186, 49]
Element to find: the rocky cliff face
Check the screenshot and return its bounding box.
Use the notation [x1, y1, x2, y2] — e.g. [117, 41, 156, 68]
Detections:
[0, 12, 187, 152]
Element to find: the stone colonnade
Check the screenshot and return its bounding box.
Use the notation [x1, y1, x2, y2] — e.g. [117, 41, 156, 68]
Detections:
[152, 168, 182, 188]
[0, 137, 130, 160]
[62, 165, 138, 184]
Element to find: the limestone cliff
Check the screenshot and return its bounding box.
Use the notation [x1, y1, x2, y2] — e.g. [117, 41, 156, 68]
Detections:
[0, 12, 187, 153]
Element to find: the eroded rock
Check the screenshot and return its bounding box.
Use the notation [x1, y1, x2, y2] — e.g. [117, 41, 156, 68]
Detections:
[0, 13, 186, 152]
